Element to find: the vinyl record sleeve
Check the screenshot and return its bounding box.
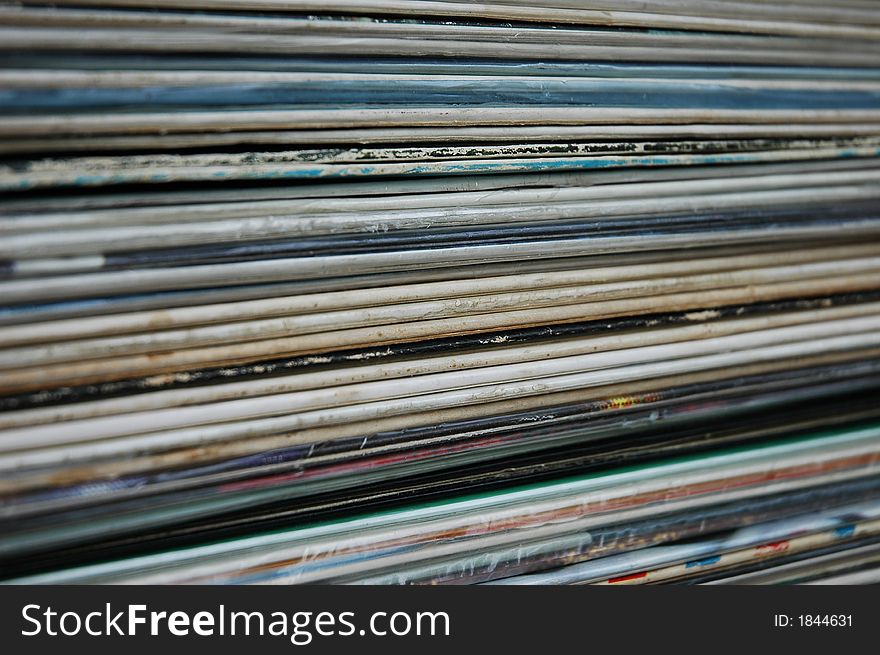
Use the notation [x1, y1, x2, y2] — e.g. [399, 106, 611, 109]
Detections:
[3, 0, 880, 586]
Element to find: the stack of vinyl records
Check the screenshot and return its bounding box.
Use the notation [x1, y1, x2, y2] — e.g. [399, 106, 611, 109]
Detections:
[2, 1, 880, 585]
